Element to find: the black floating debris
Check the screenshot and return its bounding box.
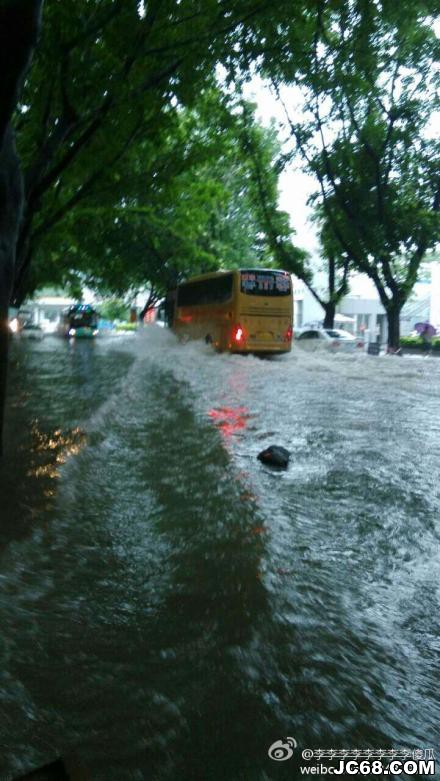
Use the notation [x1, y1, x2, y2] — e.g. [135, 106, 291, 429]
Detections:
[257, 445, 290, 469]
[15, 756, 90, 780]
[15, 758, 69, 780]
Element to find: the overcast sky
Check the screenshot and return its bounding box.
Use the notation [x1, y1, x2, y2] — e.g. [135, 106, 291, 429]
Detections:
[243, 77, 321, 258]
[243, 69, 440, 264]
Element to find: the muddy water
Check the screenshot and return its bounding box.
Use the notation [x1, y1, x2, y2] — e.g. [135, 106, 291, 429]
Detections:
[0, 330, 439, 780]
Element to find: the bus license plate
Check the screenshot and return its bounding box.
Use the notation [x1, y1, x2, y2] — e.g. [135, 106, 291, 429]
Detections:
[257, 332, 273, 341]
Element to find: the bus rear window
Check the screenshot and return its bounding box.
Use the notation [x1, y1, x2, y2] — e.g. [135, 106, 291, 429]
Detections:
[240, 271, 291, 296]
[177, 274, 233, 307]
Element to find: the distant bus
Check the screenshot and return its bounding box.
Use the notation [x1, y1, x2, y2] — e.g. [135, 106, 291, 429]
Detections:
[173, 269, 293, 354]
[60, 304, 99, 338]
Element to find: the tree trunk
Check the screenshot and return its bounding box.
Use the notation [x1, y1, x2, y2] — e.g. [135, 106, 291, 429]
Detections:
[139, 290, 159, 321]
[323, 301, 336, 329]
[0, 0, 43, 454]
[0, 127, 24, 453]
[386, 303, 401, 352]
[139, 299, 153, 321]
[0, 315, 11, 457]
[11, 223, 33, 307]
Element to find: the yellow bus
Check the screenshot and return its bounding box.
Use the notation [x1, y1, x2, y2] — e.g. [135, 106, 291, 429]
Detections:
[172, 268, 293, 354]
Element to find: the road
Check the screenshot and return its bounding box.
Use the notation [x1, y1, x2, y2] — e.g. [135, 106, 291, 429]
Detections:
[1, 329, 439, 780]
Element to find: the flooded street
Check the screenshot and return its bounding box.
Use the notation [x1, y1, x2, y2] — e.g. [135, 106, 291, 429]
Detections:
[1, 329, 439, 780]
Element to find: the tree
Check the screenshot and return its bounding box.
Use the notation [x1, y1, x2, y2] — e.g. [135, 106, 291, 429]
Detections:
[0, 0, 42, 452]
[26, 91, 281, 310]
[12, 0, 277, 306]
[98, 298, 129, 323]
[259, 0, 440, 348]
[307, 209, 351, 328]
[239, 99, 341, 311]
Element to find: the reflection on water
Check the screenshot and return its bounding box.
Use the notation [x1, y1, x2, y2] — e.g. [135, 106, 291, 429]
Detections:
[207, 406, 251, 440]
[28, 423, 86, 480]
[0, 330, 439, 780]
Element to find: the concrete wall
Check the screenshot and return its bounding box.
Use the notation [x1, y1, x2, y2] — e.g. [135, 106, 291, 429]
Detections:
[430, 264, 440, 330]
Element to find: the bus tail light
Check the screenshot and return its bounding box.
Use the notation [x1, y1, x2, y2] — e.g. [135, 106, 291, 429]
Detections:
[284, 325, 293, 342]
[233, 324, 244, 343]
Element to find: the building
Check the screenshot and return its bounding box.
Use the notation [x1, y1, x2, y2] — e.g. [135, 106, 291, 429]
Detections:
[294, 260, 439, 343]
[430, 263, 440, 330]
[25, 294, 77, 332]
[10, 288, 99, 333]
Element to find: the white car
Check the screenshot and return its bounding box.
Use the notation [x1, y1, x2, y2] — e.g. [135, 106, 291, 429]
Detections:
[19, 323, 45, 340]
[295, 327, 364, 352]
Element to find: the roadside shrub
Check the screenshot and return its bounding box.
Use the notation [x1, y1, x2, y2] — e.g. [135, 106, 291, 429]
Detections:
[115, 322, 138, 332]
[400, 336, 420, 346]
[400, 335, 440, 349]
